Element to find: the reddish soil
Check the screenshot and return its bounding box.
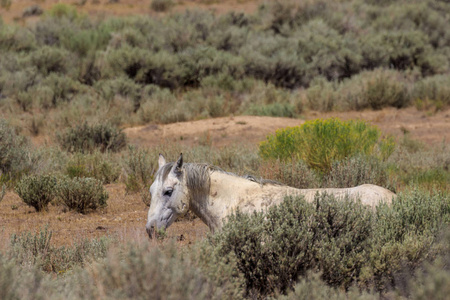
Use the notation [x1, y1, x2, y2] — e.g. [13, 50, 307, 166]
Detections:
[1, 0, 262, 24]
[125, 107, 450, 148]
[2, 107, 449, 248]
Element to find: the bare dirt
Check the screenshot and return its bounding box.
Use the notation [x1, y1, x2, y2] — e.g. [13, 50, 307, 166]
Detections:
[2, 107, 450, 248]
[1, 0, 262, 24]
[125, 107, 450, 148]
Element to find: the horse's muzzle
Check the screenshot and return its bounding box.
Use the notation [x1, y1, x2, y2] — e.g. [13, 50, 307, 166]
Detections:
[146, 223, 155, 239]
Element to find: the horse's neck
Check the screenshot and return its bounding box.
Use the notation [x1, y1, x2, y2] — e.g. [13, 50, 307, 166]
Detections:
[186, 172, 255, 231]
[189, 171, 284, 232]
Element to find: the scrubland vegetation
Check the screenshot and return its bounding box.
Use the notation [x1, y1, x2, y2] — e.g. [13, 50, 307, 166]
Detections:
[1, 0, 450, 299]
[2, 0, 450, 135]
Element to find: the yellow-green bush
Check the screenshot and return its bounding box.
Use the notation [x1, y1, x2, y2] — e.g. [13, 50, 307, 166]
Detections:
[259, 119, 394, 173]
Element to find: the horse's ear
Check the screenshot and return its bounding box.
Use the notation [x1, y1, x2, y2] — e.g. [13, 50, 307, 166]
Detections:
[158, 153, 166, 170]
[171, 153, 183, 176]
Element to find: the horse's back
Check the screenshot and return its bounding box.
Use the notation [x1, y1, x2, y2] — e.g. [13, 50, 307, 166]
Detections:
[349, 184, 395, 207]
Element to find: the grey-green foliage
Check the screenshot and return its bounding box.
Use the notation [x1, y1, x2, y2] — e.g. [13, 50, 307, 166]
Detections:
[364, 189, 450, 290]
[209, 193, 373, 296]
[0, 184, 5, 202]
[57, 122, 127, 154]
[123, 146, 156, 192]
[323, 154, 392, 190]
[9, 226, 110, 273]
[15, 175, 57, 212]
[65, 151, 121, 184]
[71, 244, 242, 300]
[306, 69, 411, 111]
[412, 74, 450, 106]
[30, 46, 72, 76]
[57, 176, 108, 213]
[150, 0, 174, 12]
[258, 159, 320, 189]
[245, 102, 297, 118]
[208, 189, 450, 296]
[279, 272, 378, 300]
[0, 119, 31, 181]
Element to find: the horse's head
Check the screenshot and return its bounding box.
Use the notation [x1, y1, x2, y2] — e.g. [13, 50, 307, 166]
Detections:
[146, 153, 190, 239]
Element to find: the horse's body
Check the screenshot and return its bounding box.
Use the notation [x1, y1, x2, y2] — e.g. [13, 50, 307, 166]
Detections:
[145, 154, 396, 237]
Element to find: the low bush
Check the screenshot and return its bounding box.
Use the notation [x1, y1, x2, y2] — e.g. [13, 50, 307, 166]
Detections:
[150, 0, 174, 12]
[66, 152, 120, 184]
[207, 189, 450, 297]
[73, 244, 241, 299]
[259, 119, 394, 173]
[41, 73, 79, 107]
[257, 159, 319, 189]
[245, 102, 297, 118]
[15, 175, 57, 212]
[208, 193, 373, 296]
[323, 154, 392, 190]
[22, 5, 43, 18]
[9, 226, 110, 273]
[0, 119, 31, 183]
[279, 272, 378, 300]
[412, 75, 450, 109]
[30, 46, 71, 76]
[46, 3, 79, 20]
[56, 176, 108, 213]
[0, 184, 5, 203]
[58, 122, 127, 153]
[123, 146, 156, 193]
[365, 72, 410, 109]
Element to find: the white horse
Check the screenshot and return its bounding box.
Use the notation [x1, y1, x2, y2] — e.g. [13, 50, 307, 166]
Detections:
[145, 154, 396, 238]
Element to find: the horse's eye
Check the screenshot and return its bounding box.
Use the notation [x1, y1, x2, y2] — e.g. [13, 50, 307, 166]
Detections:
[164, 189, 173, 197]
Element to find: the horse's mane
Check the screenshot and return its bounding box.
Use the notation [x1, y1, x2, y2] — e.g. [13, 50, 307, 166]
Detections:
[157, 162, 282, 195]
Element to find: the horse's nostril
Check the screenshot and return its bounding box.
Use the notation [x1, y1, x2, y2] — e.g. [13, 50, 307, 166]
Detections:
[146, 223, 155, 239]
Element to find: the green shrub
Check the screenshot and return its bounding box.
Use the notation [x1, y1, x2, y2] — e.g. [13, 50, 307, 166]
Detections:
[75, 244, 240, 299]
[364, 190, 450, 290]
[46, 3, 79, 20]
[305, 77, 336, 112]
[15, 175, 57, 212]
[9, 226, 110, 273]
[295, 20, 362, 83]
[41, 73, 79, 107]
[412, 75, 450, 108]
[30, 46, 71, 76]
[22, 5, 43, 18]
[0, 25, 36, 52]
[123, 146, 156, 193]
[257, 159, 319, 189]
[0, 119, 31, 182]
[57, 176, 108, 213]
[0, 184, 5, 203]
[323, 154, 392, 190]
[178, 47, 244, 88]
[150, 0, 174, 12]
[209, 193, 373, 296]
[58, 122, 127, 154]
[365, 73, 410, 109]
[66, 152, 120, 184]
[259, 119, 394, 173]
[241, 34, 306, 88]
[245, 102, 296, 118]
[60, 28, 111, 57]
[279, 272, 378, 300]
[208, 189, 450, 296]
